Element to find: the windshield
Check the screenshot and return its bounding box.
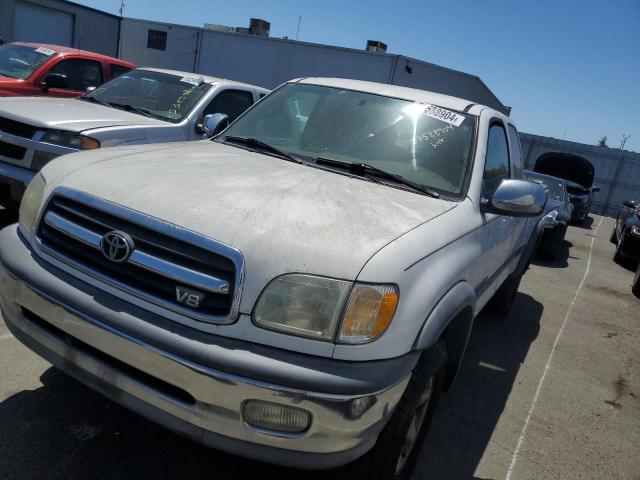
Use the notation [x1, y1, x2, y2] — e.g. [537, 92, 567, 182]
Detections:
[84, 70, 212, 123]
[220, 83, 476, 196]
[526, 173, 566, 201]
[0, 45, 53, 80]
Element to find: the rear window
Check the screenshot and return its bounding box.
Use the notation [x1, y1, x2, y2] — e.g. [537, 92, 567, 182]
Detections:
[109, 64, 131, 79]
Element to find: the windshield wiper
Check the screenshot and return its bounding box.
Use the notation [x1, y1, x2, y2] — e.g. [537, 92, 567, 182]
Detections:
[79, 96, 112, 108]
[314, 157, 440, 198]
[0, 72, 19, 79]
[106, 102, 154, 118]
[221, 136, 304, 164]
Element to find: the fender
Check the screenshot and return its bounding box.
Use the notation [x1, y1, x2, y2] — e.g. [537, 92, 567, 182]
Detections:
[413, 281, 476, 390]
[413, 281, 476, 351]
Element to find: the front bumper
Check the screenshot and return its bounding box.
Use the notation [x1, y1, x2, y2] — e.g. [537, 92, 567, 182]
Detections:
[0, 225, 413, 469]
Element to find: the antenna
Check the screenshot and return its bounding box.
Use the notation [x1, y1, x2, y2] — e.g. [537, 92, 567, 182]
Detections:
[119, 0, 125, 17]
[296, 15, 302, 40]
[620, 134, 631, 150]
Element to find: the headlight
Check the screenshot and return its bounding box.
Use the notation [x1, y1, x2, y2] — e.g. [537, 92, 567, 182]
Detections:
[543, 209, 559, 226]
[19, 173, 47, 232]
[40, 130, 100, 150]
[253, 274, 398, 344]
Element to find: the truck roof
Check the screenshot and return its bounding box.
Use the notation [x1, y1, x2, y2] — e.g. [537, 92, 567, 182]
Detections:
[11, 42, 133, 67]
[139, 68, 270, 92]
[294, 77, 505, 118]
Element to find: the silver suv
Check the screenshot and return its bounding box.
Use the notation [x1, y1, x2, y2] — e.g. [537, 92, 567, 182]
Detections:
[0, 78, 545, 479]
[0, 67, 268, 207]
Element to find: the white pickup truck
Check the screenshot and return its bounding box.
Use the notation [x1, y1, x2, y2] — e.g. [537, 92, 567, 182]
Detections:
[0, 67, 268, 207]
[0, 78, 545, 479]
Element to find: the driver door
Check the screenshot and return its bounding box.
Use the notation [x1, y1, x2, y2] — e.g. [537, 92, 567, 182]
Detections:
[37, 58, 103, 98]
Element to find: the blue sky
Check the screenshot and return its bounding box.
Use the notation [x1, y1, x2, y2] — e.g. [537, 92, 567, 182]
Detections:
[78, 0, 639, 152]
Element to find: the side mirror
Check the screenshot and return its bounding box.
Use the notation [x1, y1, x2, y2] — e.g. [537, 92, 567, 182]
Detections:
[40, 73, 69, 90]
[592, 186, 600, 193]
[482, 179, 547, 217]
[623, 200, 636, 208]
[198, 113, 229, 138]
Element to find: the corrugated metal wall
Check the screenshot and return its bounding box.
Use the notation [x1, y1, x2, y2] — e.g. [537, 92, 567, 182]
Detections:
[520, 133, 640, 217]
[119, 19, 200, 72]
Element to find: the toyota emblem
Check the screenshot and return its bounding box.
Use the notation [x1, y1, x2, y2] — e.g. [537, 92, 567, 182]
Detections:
[100, 231, 134, 263]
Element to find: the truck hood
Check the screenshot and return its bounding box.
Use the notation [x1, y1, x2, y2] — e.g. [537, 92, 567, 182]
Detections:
[535, 152, 595, 189]
[0, 96, 167, 132]
[46, 141, 456, 309]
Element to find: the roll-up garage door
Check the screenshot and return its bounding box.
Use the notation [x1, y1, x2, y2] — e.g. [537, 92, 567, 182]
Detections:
[13, 1, 74, 47]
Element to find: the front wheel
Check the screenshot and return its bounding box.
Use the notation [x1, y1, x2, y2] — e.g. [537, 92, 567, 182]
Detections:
[338, 341, 447, 480]
[614, 231, 626, 264]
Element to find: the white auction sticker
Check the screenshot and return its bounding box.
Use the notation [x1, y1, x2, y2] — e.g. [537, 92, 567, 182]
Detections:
[180, 76, 204, 86]
[423, 104, 465, 127]
[35, 47, 56, 56]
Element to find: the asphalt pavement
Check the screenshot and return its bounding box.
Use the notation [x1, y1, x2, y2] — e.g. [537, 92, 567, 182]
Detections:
[0, 212, 638, 480]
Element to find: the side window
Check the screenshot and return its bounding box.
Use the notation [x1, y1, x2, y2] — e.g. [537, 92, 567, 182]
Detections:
[483, 122, 510, 196]
[203, 89, 254, 122]
[507, 124, 524, 179]
[48, 59, 103, 91]
[109, 64, 131, 79]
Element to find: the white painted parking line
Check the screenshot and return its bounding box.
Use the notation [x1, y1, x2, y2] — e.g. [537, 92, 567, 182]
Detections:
[505, 217, 604, 480]
[0, 331, 14, 341]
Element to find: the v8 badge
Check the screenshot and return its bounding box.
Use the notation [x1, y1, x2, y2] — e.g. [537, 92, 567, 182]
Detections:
[176, 286, 205, 308]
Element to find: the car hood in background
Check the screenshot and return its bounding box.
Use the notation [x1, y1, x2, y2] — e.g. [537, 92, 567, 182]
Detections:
[534, 152, 595, 189]
[0, 96, 167, 132]
[47, 141, 456, 309]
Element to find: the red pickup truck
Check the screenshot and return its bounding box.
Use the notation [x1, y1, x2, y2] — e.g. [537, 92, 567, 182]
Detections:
[0, 42, 135, 98]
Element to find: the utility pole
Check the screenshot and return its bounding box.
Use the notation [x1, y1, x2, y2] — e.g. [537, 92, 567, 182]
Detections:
[620, 134, 631, 150]
[296, 16, 302, 40]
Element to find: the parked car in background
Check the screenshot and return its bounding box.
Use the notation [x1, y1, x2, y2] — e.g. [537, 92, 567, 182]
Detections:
[611, 199, 640, 266]
[0, 42, 134, 97]
[0, 68, 268, 208]
[534, 152, 599, 223]
[524, 171, 572, 260]
[0, 78, 546, 479]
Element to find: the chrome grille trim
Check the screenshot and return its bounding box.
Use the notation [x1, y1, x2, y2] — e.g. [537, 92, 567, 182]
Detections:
[34, 187, 244, 325]
[44, 211, 231, 295]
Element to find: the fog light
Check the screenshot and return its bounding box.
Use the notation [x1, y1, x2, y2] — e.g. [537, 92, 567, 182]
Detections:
[348, 396, 376, 419]
[243, 400, 311, 433]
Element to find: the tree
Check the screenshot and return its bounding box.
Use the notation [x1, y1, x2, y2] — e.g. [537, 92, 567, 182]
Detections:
[598, 136, 608, 147]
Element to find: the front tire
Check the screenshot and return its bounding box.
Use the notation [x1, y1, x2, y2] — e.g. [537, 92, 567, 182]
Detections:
[338, 341, 447, 480]
[614, 231, 626, 264]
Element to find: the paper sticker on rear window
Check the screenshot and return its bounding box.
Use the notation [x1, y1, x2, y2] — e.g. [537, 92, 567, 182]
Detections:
[423, 104, 464, 127]
[35, 47, 56, 56]
[180, 76, 204, 86]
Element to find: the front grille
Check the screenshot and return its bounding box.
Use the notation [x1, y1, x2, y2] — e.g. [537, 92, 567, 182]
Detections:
[37, 193, 240, 322]
[0, 116, 38, 138]
[0, 140, 26, 160]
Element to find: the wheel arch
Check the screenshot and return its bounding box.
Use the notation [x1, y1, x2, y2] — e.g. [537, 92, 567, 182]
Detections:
[413, 281, 475, 391]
